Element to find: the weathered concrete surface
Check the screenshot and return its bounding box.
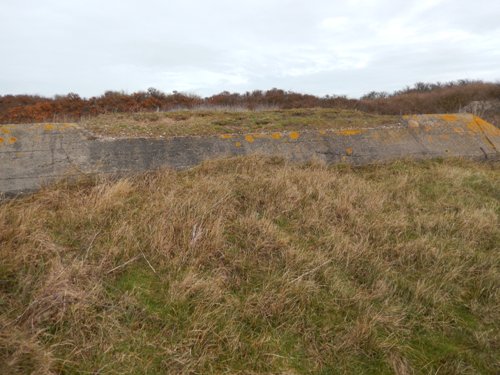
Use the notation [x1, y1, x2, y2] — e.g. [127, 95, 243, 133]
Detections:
[1, 113, 499, 195]
[460, 100, 500, 129]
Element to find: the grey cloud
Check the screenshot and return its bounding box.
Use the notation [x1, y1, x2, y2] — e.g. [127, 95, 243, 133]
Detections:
[0, 0, 499, 98]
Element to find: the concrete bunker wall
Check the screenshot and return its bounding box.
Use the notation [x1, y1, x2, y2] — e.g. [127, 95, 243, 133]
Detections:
[1, 114, 499, 195]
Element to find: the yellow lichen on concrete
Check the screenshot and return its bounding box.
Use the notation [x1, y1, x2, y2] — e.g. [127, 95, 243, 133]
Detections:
[336, 129, 364, 136]
[220, 134, 233, 139]
[474, 116, 500, 136]
[245, 135, 255, 143]
[41, 123, 76, 132]
[319, 130, 327, 135]
[235, 142, 242, 148]
[465, 116, 500, 135]
[0, 137, 4, 144]
[8, 137, 17, 144]
[271, 132, 282, 140]
[1, 127, 11, 134]
[345, 147, 353, 156]
[441, 114, 458, 122]
[289, 132, 300, 140]
[467, 119, 481, 133]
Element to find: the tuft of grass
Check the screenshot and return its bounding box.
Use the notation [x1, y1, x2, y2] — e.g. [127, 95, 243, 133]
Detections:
[0, 157, 499, 374]
[78, 108, 398, 138]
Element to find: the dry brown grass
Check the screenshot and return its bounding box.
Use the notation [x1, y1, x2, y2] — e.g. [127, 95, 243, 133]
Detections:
[1, 157, 499, 374]
[78, 108, 398, 138]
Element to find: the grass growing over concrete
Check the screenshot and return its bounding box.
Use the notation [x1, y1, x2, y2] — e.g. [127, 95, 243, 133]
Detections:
[1, 157, 499, 374]
[79, 108, 398, 137]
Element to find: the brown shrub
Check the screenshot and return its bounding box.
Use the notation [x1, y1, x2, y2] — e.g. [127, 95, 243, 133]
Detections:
[2, 80, 499, 124]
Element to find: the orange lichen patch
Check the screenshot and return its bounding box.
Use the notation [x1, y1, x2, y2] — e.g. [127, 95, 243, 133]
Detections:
[271, 132, 282, 140]
[8, 137, 17, 144]
[219, 134, 233, 139]
[474, 116, 500, 136]
[441, 114, 458, 122]
[453, 127, 465, 134]
[44, 123, 75, 131]
[1, 127, 11, 134]
[474, 116, 490, 127]
[345, 147, 353, 156]
[336, 129, 364, 136]
[289, 132, 300, 140]
[244, 135, 255, 143]
[0, 137, 4, 144]
[234, 142, 242, 148]
[467, 120, 481, 133]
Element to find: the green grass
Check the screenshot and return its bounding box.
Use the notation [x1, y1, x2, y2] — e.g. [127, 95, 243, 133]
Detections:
[79, 108, 398, 137]
[1, 157, 499, 374]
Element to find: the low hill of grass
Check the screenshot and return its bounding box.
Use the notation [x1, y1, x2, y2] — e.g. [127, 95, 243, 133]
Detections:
[1, 157, 499, 374]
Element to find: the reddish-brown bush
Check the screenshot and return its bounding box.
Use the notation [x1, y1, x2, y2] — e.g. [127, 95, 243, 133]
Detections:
[1, 80, 499, 124]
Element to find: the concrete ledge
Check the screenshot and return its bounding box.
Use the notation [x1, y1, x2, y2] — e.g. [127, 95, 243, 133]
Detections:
[1, 114, 499, 195]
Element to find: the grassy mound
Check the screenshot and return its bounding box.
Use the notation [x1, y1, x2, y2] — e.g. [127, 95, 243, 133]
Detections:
[79, 108, 398, 138]
[1, 157, 499, 374]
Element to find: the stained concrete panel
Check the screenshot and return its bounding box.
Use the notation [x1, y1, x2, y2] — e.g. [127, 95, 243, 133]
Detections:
[1, 114, 498, 196]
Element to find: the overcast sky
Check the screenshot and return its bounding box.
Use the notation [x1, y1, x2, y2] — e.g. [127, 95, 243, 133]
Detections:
[1, 0, 499, 98]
